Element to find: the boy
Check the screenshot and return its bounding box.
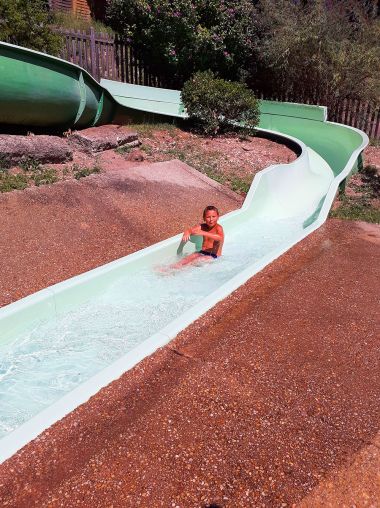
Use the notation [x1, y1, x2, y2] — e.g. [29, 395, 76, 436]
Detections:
[173, 205, 224, 268]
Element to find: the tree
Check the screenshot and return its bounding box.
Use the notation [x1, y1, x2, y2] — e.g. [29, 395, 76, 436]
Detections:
[107, 0, 257, 86]
[0, 0, 62, 55]
[251, 0, 380, 110]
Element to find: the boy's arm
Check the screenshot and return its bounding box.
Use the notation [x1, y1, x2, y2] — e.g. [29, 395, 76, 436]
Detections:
[190, 224, 223, 242]
[182, 224, 200, 242]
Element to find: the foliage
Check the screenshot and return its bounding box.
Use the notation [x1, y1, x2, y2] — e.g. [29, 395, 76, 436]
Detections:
[32, 168, 58, 186]
[0, 0, 63, 55]
[252, 0, 380, 109]
[52, 11, 114, 35]
[73, 163, 101, 180]
[18, 157, 58, 186]
[181, 71, 260, 135]
[107, 0, 256, 84]
[19, 157, 41, 173]
[330, 164, 380, 223]
[330, 198, 380, 223]
[0, 154, 11, 169]
[0, 171, 28, 192]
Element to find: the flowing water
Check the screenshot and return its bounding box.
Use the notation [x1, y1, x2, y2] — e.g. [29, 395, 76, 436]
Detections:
[0, 214, 307, 438]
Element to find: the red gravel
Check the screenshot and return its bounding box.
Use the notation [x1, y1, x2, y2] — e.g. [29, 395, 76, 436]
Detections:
[0, 219, 378, 507]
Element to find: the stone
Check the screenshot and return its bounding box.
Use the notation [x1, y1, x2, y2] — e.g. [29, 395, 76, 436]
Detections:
[69, 125, 139, 154]
[0, 135, 73, 165]
[125, 149, 145, 162]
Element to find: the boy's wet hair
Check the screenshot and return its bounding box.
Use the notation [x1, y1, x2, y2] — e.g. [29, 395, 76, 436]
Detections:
[203, 205, 219, 219]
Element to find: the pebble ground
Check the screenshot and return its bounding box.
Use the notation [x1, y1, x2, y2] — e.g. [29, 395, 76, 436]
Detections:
[0, 216, 378, 507]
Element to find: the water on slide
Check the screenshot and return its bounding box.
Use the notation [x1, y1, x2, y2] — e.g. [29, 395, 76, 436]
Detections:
[0, 212, 309, 438]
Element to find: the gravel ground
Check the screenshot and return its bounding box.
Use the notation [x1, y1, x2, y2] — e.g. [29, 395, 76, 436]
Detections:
[0, 219, 378, 508]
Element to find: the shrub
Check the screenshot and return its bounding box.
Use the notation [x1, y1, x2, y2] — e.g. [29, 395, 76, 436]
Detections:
[181, 71, 260, 135]
[0, 0, 62, 55]
[107, 0, 256, 85]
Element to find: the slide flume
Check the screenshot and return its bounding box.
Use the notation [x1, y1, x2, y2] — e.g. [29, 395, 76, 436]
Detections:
[0, 42, 368, 463]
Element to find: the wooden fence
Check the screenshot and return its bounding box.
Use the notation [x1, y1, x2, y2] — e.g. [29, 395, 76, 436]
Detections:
[58, 28, 164, 87]
[58, 28, 379, 139]
[329, 99, 380, 140]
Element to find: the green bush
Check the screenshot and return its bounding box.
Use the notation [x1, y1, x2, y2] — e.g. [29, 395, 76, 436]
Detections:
[107, 0, 256, 85]
[0, 0, 62, 55]
[181, 71, 260, 135]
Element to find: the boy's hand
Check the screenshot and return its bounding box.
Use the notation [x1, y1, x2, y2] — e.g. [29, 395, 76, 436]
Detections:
[182, 229, 191, 242]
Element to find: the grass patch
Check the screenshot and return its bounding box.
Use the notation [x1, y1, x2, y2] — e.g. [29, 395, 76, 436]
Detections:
[330, 198, 380, 223]
[330, 165, 379, 224]
[18, 158, 58, 187]
[0, 172, 28, 192]
[163, 148, 186, 161]
[126, 122, 178, 138]
[115, 145, 133, 155]
[228, 175, 252, 194]
[73, 164, 101, 180]
[369, 138, 380, 148]
[162, 147, 251, 194]
[140, 144, 154, 156]
[32, 168, 58, 187]
[19, 157, 42, 172]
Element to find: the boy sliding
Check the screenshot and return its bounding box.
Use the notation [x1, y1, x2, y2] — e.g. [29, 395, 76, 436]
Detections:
[173, 205, 224, 268]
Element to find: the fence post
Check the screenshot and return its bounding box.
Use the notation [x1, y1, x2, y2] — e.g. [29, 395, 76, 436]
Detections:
[90, 27, 97, 79]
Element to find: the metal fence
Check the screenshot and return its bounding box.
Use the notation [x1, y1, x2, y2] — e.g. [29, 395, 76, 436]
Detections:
[58, 28, 380, 139]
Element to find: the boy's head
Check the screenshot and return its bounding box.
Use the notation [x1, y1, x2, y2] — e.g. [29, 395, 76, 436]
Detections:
[203, 205, 219, 220]
[203, 205, 220, 228]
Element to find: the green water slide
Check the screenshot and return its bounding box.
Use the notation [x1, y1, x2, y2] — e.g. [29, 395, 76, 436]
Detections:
[0, 42, 369, 464]
[0, 41, 185, 128]
[0, 42, 121, 129]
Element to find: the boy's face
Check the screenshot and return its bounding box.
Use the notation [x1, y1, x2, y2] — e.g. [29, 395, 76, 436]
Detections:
[204, 210, 219, 228]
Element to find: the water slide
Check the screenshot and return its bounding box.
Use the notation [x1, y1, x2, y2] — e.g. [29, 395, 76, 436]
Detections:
[0, 42, 368, 463]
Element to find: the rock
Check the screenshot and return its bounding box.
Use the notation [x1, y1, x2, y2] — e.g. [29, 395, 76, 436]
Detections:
[69, 125, 139, 153]
[0, 135, 73, 165]
[125, 149, 145, 162]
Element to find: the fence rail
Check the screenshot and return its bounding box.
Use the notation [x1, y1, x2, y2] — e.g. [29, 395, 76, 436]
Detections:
[58, 28, 379, 139]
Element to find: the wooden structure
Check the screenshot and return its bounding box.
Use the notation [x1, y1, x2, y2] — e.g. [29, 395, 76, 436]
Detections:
[49, 0, 107, 21]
